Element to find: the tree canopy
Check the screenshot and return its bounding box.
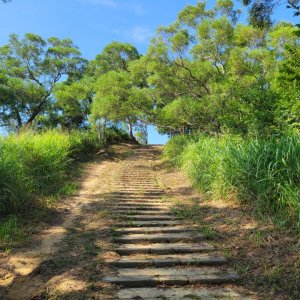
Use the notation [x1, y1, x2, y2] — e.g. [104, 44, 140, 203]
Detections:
[243, 0, 300, 27]
[0, 33, 86, 130]
[1, 0, 300, 142]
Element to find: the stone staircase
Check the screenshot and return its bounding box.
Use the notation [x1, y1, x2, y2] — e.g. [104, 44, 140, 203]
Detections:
[103, 148, 254, 299]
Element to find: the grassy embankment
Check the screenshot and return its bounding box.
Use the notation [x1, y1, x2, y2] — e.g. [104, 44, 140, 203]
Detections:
[0, 128, 128, 247]
[165, 134, 300, 232]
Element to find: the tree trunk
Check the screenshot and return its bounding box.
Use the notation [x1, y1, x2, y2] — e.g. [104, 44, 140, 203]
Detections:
[128, 123, 133, 141]
[98, 117, 107, 146]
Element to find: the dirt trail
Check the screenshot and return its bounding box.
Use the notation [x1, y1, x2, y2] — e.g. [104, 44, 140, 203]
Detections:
[1, 144, 128, 299]
[1, 144, 256, 299]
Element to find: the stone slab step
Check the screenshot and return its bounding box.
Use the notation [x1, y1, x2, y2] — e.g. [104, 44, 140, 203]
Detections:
[116, 192, 163, 196]
[113, 203, 170, 209]
[116, 221, 183, 227]
[115, 226, 197, 234]
[117, 287, 256, 300]
[115, 185, 159, 187]
[114, 202, 169, 206]
[121, 215, 177, 221]
[115, 197, 165, 201]
[114, 233, 204, 243]
[116, 189, 163, 192]
[115, 198, 166, 202]
[116, 180, 156, 182]
[114, 192, 162, 199]
[109, 253, 227, 268]
[103, 267, 239, 287]
[115, 210, 170, 215]
[115, 203, 168, 207]
[112, 206, 169, 211]
[115, 242, 214, 255]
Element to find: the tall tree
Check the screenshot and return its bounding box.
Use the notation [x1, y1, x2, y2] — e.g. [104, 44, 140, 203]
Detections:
[89, 42, 152, 142]
[0, 33, 86, 130]
[91, 70, 151, 141]
[242, 0, 300, 27]
[136, 0, 297, 136]
[90, 41, 140, 76]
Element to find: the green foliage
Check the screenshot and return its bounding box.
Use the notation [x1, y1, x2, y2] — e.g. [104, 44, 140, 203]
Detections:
[0, 130, 100, 215]
[242, 0, 300, 28]
[0, 216, 24, 244]
[165, 134, 300, 231]
[164, 134, 198, 165]
[0, 33, 86, 130]
[91, 41, 140, 75]
[137, 1, 297, 136]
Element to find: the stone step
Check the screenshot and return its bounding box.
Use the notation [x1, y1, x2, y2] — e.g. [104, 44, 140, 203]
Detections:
[113, 203, 170, 208]
[115, 183, 158, 186]
[114, 233, 204, 244]
[118, 176, 155, 178]
[116, 220, 183, 227]
[116, 192, 163, 196]
[112, 206, 169, 211]
[121, 215, 177, 221]
[115, 242, 214, 255]
[103, 267, 239, 287]
[115, 210, 170, 215]
[115, 199, 166, 203]
[114, 195, 164, 200]
[117, 287, 256, 300]
[115, 196, 165, 200]
[115, 190, 162, 193]
[114, 226, 197, 234]
[109, 253, 227, 268]
[117, 180, 156, 182]
[114, 181, 159, 188]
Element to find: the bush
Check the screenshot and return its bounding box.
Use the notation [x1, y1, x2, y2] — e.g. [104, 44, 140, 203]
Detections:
[165, 134, 300, 230]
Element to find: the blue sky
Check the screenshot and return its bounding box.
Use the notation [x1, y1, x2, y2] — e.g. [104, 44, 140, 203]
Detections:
[0, 0, 296, 144]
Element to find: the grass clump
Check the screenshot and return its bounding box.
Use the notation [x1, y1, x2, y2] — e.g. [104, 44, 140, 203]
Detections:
[0, 130, 89, 215]
[0, 216, 24, 244]
[165, 134, 300, 231]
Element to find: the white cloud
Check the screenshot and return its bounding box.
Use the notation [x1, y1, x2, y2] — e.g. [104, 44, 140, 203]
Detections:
[131, 26, 153, 43]
[113, 26, 153, 43]
[79, 0, 145, 15]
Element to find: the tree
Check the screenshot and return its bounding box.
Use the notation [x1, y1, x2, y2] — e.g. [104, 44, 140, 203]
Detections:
[242, 0, 300, 28]
[274, 26, 300, 129]
[91, 70, 152, 141]
[89, 42, 151, 142]
[54, 77, 93, 129]
[0, 33, 86, 131]
[136, 0, 297, 136]
[89, 41, 140, 76]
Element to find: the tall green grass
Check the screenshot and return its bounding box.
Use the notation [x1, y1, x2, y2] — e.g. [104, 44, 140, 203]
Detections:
[0, 130, 95, 215]
[0, 128, 129, 245]
[165, 134, 300, 230]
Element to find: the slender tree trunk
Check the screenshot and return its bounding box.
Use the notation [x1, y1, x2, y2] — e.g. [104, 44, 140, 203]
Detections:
[98, 117, 107, 146]
[128, 122, 133, 141]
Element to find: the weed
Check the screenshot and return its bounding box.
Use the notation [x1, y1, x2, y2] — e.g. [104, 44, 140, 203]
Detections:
[0, 216, 24, 244]
[98, 209, 108, 218]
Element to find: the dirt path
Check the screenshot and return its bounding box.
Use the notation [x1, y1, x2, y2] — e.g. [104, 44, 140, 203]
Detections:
[1, 144, 256, 299]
